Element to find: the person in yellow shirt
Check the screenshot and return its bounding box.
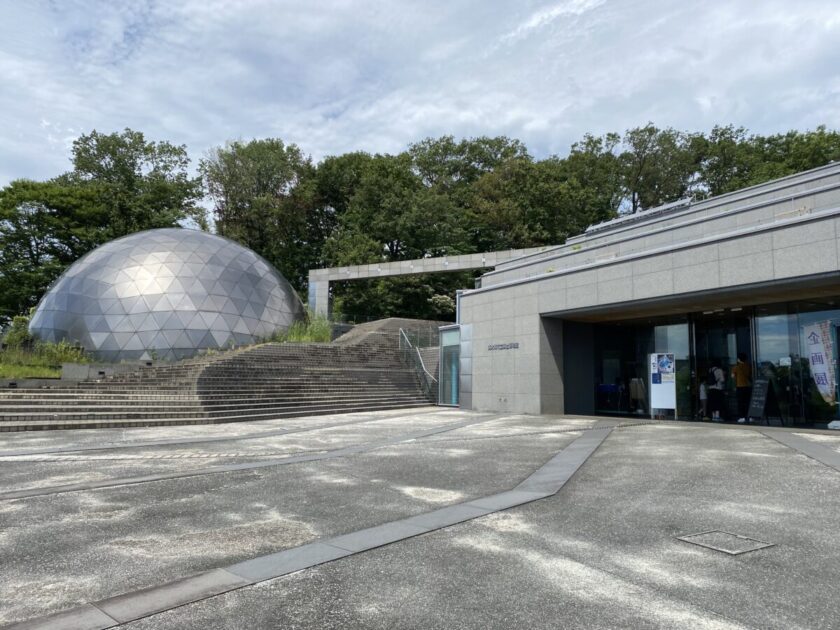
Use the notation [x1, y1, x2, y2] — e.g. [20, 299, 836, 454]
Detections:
[732, 353, 752, 423]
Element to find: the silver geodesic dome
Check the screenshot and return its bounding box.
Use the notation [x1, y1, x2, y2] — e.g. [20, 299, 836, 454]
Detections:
[29, 228, 305, 361]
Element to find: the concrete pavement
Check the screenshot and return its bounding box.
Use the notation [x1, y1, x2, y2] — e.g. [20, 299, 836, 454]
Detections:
[1, 410, 839, 628]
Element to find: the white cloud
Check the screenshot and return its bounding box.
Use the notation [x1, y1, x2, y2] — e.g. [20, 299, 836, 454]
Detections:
[502, 0, 607, 42]
[0, 0, 839, 186]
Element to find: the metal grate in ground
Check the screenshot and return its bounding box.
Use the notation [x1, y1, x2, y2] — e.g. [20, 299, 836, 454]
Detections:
[676, 530, 775, 555]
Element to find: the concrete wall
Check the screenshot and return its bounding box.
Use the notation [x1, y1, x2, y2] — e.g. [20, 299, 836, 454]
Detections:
[457, 282, 566, 415]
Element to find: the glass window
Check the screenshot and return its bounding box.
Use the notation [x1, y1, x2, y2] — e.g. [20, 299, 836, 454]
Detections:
[755, 305, 801, 423]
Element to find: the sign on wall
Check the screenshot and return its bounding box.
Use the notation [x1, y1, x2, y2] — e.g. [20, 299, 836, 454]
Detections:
[649, 353, 676, 414]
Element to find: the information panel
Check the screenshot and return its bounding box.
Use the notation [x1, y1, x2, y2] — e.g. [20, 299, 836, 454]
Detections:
[649, 353, 676, 414]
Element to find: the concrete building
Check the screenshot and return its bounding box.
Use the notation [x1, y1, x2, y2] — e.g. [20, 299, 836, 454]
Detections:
[452, 162, 840, 427]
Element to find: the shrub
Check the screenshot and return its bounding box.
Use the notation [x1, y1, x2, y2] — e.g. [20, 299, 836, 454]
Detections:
[4, 315, 33, 348]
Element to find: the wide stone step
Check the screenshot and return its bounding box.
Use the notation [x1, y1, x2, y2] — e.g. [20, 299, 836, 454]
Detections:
[0, 386, 417, 403]
[0, 392, 427, 414]
[0, 401, 434, 432]
[0, 396, 431, 422]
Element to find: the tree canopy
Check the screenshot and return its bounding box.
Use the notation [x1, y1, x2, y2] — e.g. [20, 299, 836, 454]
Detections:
[0, 129, 203, 325]
[3, 123, 840, 326]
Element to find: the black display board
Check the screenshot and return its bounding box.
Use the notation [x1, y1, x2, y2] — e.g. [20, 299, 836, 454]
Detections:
[748, 378, 783, 425]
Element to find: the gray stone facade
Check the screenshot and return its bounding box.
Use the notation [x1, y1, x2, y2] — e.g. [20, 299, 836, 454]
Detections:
[457, 162, 840, 414]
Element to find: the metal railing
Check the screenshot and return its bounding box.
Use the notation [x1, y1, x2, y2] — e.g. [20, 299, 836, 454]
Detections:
[399, 326, 440, 349]
[398, 328, 438, 403]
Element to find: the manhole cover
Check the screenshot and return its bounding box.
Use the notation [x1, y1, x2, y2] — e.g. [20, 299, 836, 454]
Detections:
[676, 530, 775, 555]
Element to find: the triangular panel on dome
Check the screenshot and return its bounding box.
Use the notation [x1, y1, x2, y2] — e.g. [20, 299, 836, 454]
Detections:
[177, 294, 197, 311]
[162, 312, 184, 330]
[152, 311, 171, 328]
[156, 276, 174, 293]
[219, 299, 238, 315]
[145, 293, 166, 311]
[186, 312, 205, 330]
[163, 329, 182, 345]
[241, 317, 260, 334]
[112, 315, 136, 333]
[173, 311, 192, 328]
[230, 298, 248, 314]
[184, 262, 205, 277]
[209, 281, 229, 298]
[231, 332, 251, 346]
[150, 332, 169, 350]
[127, 312, 148, 329]
[220, 312, 240, 330]
[97, 334, 121, 352]
[137, 330, 158, 346]
[232, 317, 250, 335]
[153, 294, 174, 312]
[211, 329, 231, 347]
[84, 315, 110, 332]
[114, 282, 139, 299]
[172, 330, 192, 349]
[122, 334, 146, 351]
[227, 282, 248, 301]
[120, 296, 142, 315]
[204, 264, 225, 281]
[197, 331, 217, 349]
[185, 328, 207, 346]
[136, 314, 158, 332]
[112, 332, 135, 349]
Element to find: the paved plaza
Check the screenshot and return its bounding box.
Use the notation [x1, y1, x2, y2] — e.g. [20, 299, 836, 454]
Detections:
[1, 408, 839, 629]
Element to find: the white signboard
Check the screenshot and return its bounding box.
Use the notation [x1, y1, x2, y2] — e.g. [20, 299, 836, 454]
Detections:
[803, 322, 836, 405]
[649, 352, 676, 414]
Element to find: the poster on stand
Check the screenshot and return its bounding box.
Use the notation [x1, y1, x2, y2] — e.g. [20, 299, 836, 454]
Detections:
[649, 352, 676, 416]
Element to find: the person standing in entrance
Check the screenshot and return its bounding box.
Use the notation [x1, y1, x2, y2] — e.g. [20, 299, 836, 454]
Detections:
[732, 352, 753, 423]
[707, 360, 726, 421]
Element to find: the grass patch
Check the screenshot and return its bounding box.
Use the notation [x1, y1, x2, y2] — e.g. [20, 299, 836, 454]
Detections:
[271, 312, 332, 343]
[0, 364, 61, 379]
[0, 340, 91, 380]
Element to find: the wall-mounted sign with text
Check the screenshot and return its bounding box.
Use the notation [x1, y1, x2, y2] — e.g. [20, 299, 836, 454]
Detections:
[488, 342, 520, 351]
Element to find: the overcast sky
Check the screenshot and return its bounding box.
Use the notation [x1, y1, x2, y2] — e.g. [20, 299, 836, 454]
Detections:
[1, 0, 839, 186]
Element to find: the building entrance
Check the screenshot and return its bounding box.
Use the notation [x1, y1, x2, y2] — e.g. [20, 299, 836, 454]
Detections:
[692, 312, 752, 421]
[584, 297, 840, 427]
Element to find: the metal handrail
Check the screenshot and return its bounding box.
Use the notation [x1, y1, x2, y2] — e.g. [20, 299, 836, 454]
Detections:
[399, 328, 438, 403]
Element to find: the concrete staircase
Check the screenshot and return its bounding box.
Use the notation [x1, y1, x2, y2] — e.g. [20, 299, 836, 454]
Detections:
[0, 319, 438, 431]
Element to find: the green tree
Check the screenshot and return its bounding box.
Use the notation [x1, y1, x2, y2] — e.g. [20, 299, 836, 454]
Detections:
[746, 126, 840, 186]
[66, 128, 205, 234]
[200, 139, 317, 291]
[409, 135, 529, 190]
[0, 180, 108, 325]
[325, 153, 468, 264]
[619, 124, 702, 212]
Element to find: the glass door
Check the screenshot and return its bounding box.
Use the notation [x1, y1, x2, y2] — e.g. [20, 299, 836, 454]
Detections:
[439, 328, 460, 406]
[754, 305, 802, 424]
[692, 312, 752, 421]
